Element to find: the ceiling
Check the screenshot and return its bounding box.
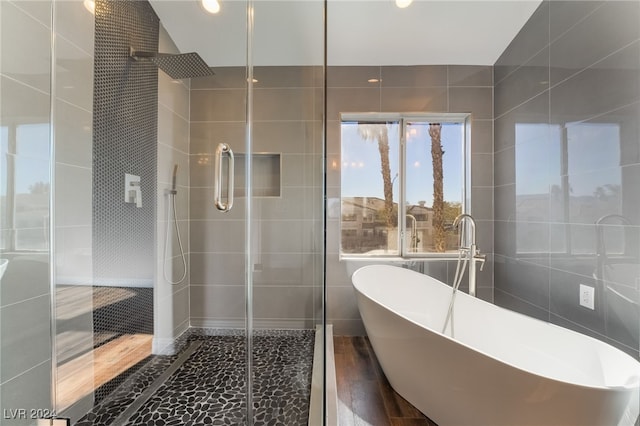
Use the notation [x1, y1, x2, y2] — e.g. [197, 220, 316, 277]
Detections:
[150, 0, 542, 67]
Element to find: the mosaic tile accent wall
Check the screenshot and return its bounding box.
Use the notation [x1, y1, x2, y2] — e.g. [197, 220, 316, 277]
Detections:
[93, 0, 158, 286]
[92, 0, 159, 401]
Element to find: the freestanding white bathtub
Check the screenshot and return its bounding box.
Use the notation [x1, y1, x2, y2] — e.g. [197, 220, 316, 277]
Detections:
[352, 264, 640, 426]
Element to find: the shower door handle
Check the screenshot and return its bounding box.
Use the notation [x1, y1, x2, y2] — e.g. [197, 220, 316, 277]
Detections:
[213, 143, 234, 212]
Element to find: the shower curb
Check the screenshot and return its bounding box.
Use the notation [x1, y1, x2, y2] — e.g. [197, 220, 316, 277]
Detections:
[309, 324, 337, 426]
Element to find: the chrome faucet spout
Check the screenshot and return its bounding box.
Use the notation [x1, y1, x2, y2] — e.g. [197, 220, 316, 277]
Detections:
[453, 213, 483, 297]
[453, 213, 476, 248]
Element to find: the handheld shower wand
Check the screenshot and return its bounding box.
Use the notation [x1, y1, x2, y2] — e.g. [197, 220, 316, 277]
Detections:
[171, 164, 178, 194]
[163, 164, 186, 285]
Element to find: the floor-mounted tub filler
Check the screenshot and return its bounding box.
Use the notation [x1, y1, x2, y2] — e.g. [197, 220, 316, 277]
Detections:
[352, 264, 640, 426]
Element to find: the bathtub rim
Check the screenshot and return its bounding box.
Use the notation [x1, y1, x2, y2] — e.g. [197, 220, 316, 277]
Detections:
[352, 264, 640, 392]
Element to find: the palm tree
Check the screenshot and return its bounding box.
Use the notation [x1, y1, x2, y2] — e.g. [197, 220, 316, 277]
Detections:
[429, 123, 445, 252]
[357, 124, 395, 229]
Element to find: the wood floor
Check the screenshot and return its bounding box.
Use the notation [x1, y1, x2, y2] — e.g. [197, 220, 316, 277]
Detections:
[334, 336, 438, 426]
[57, 333, 152, 411]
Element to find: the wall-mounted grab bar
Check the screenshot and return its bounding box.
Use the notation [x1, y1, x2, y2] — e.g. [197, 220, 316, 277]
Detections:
[214, 143, 234, 212]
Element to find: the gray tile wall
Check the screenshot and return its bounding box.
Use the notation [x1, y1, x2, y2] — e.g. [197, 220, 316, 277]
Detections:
[252, 65, 324, 329]
[494, 0, 640, 359]
[93, 0, 158, 287]
[189, 66, 324, 329]
[155, 24, 191, 353]
[326, 65, 495, 335]
[189, 66, 246, 328]
[0, 1, 53, 422]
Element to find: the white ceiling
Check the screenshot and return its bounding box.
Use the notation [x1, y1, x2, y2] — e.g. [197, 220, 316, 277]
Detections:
[150, 0, 542, 67]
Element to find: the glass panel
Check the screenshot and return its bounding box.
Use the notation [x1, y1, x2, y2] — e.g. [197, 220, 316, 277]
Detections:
[405, 121, 464, 254]
[2, 0, 326, 423]
[340, 121, 400, 255]
[0, 126, 8, 250]
[49, 0, 250, 423]
[0, 0, 55, 422]
[54, 0, 160, 419]
[250, 1, 325, 424]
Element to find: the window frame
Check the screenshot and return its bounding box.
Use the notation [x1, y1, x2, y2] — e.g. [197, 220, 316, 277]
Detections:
[339, 112, 471, 260]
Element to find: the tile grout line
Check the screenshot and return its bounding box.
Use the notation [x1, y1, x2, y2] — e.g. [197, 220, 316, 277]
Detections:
[111, 340, 202, 425]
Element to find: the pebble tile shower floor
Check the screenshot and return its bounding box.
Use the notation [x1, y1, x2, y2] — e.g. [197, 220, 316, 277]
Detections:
[75, 329, 315, 425]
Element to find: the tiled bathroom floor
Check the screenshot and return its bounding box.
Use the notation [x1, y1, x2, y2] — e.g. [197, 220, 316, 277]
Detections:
[75, 329, 315, 425]
[334, 336, 438, 426]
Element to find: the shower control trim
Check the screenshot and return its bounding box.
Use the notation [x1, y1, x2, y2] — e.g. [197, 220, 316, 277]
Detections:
[125, 173, 142, 208]
[213, 143, 234, 212]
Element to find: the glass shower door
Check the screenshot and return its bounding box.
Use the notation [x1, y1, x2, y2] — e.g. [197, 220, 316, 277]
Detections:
[247, 1, 326, 424]
[0, 0, 325, 423]
[0, 1, 56, 423]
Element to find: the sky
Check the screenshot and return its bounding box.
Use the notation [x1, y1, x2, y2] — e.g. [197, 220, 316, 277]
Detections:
[341, 121, 464, 206]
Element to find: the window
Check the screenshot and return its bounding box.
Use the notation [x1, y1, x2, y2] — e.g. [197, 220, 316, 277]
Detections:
[340, 113, 470, 258]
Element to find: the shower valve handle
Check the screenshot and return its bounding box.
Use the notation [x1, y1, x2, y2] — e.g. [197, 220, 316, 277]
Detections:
[475, 253, 486, 272]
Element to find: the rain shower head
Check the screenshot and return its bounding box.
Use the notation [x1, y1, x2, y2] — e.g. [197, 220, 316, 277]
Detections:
[130, 48, 215, 79]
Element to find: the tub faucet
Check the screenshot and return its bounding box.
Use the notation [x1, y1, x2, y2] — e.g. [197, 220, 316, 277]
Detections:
[453, 213, 485, 297]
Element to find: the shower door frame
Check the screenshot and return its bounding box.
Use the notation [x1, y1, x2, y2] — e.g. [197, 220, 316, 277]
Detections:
[243, 0, 327, 424]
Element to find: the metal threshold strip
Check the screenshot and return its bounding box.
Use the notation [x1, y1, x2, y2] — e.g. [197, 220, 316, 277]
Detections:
[111, 341, 203, 425]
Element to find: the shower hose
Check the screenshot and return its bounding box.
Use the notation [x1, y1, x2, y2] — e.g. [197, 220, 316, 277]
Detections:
[163, 189, 187, 285]
[441, 248, 468, 337]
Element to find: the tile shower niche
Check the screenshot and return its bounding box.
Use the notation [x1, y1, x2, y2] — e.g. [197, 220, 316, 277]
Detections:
[233, 153, 282, 198]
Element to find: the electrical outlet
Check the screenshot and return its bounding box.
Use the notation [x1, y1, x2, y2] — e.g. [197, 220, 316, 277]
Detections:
[579, 284, 595, 310]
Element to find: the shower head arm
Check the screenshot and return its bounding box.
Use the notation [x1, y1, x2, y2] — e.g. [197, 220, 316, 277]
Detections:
[130, 47, 155, 61]
[130, 48, 181, 61]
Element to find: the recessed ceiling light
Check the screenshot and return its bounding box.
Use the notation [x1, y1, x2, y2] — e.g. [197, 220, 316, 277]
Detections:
[368, 78, 379, 83]
[83, 0, 95, 14]
[395, 0, 413, 9]
[201, 0, 220, 14]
